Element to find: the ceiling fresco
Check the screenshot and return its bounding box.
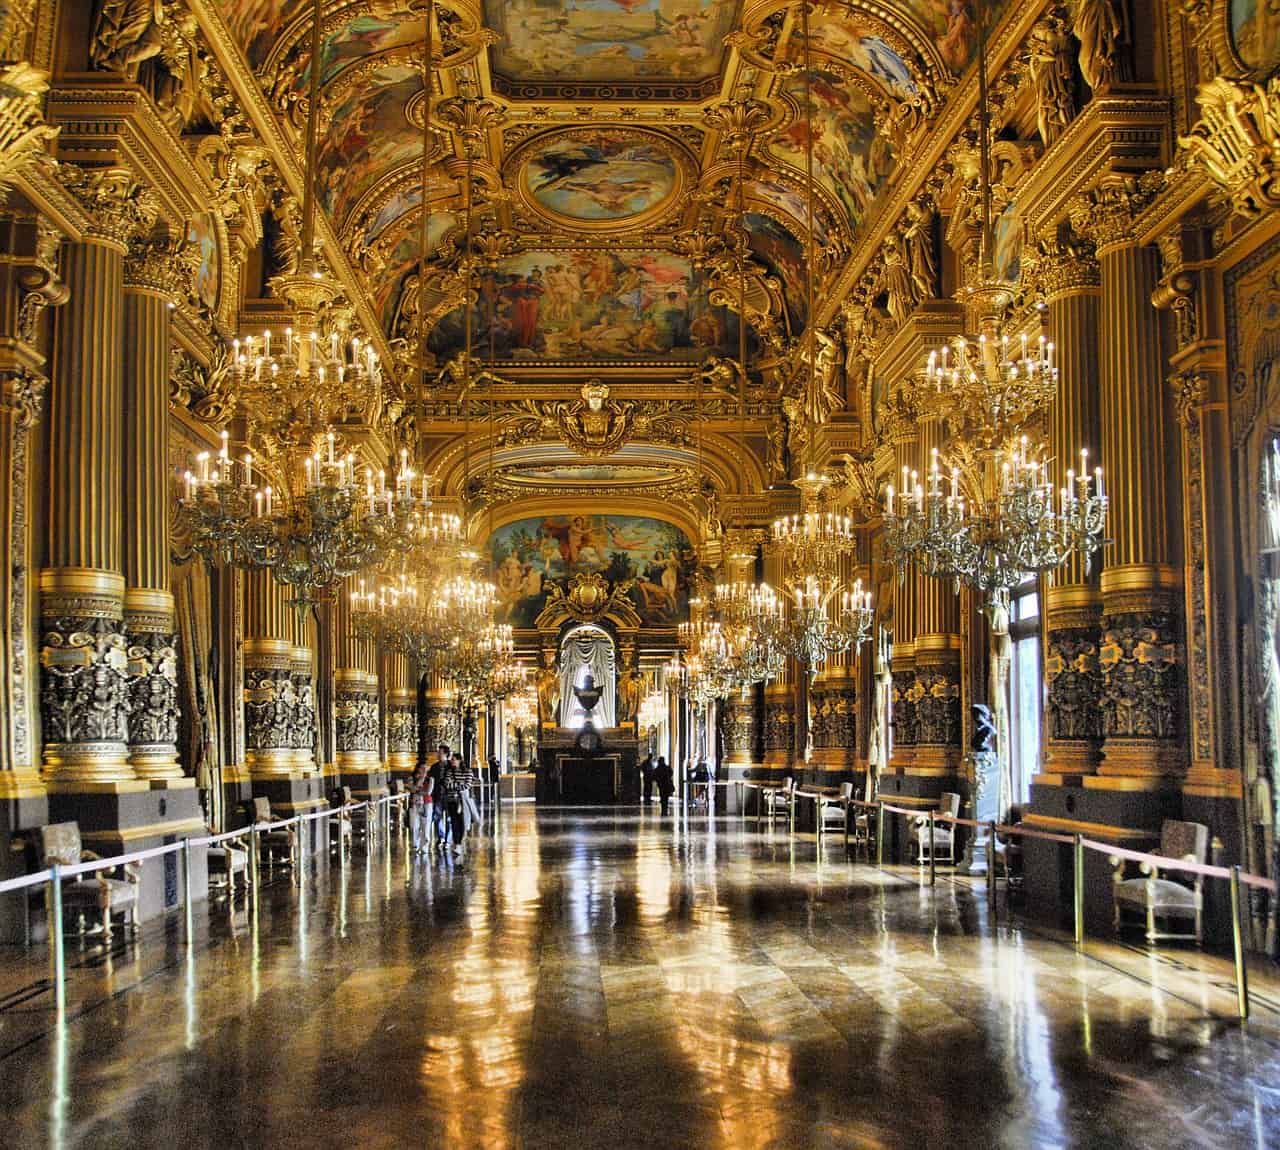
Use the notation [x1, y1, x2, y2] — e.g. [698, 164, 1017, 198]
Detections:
[426, 250, 752, 364]
[481, 0, 739, 95]
[515, 129, 686, 227]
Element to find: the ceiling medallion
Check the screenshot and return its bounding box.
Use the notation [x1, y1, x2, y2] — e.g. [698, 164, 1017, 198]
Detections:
[507, 126, 693, 231]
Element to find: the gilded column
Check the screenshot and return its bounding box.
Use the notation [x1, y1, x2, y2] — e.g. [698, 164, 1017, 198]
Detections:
[1076, 182, 1186, 786]
[41, 170, 155, 787]
[762, 537, 795, 779]
[421, 668, 458, 755]
[289, 607, 316, 774]
[0, 214, 63, 799]
[333, 577, 381, 794]
[1039, 231, 1105, 779]
[386, 651, 418, 780]
[243, 568, 297, 779]
[912, 415, 962, 777]
[121, 229, 187, 783]
[888, 432, 920, 774]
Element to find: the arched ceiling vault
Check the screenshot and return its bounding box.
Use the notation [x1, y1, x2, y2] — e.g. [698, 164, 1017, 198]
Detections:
[219, 0, 1012, 514]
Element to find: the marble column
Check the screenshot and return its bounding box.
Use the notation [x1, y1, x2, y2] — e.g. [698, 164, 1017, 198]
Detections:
[121, 232, 186, 783]
[1089, 187, 1186, 788]
[1040, 232, 1105, 780]
[386, 651, 418, 781]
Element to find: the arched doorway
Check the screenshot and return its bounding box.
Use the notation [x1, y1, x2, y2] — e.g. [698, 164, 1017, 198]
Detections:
[559, 624, 616, 728]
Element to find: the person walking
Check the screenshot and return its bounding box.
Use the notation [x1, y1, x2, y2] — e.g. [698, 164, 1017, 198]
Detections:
[655, 756, 674, 815]
[429, 743, 451, 851]
[409, 761, 433, 854]
[640, 752, 655, 804]
[442, 752, 475, 857]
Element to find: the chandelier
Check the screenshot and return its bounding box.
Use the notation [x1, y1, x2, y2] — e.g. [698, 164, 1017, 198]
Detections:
[351, 571, 496, 668]
[878, 8, 1106, 608]
[448, 623, 526, 707]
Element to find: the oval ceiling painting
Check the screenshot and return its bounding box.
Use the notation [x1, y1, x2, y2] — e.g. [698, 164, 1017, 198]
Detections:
[517, 129, 683, 227]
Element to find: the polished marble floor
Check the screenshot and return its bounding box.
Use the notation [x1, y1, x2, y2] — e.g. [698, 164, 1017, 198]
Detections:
[1, 805, 1279, 1149]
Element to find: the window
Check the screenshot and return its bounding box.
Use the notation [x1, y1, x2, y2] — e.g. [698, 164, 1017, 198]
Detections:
[1008, 577, 1042, 804]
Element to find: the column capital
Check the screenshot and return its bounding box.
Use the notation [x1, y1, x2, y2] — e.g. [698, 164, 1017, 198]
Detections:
[124, 226, 195, 301]
[0, 369, 46, 430]
[1068, 177, 1155, 256]
[1033, 233, 1101, 300]
[59, 165, 159, 253]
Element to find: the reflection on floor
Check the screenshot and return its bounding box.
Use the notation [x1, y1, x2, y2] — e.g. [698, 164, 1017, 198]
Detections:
[1, 805, 1279, 1149]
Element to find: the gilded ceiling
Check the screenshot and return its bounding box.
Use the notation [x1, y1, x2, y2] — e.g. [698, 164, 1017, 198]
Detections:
[219, 0, 1007, 382]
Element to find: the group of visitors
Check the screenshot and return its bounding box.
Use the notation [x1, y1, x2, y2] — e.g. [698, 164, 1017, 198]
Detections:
[638, 753, 675, 814]
[410, 743, 479, 858]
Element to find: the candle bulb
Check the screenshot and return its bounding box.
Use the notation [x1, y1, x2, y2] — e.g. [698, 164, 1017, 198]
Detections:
[244, 454, 252, 486]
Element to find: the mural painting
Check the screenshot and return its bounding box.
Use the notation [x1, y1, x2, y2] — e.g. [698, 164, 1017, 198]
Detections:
[317, 64, 420, 225]
[378, 214, 459, 340]
[520, 130, 680, 224]
[489, 514, 697, 627]
[426, 250, 748, 362]
[187, 212, 220, 313]
[1231, 0, 1280, 73]
[745, 211, 808, 332]
[993, 204, 1022, 285]
[807, 23, 919, 97]
[748, 178, 835, 248]
[482, 0, 738, 83]
[769, 70, 889, 228]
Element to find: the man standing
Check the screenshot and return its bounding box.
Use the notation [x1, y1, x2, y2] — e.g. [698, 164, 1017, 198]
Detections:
[442, 752, 476, 857]
[429, 743, 451, 851]
[640, 752, 655, 804]
[654, 756, 675, 815]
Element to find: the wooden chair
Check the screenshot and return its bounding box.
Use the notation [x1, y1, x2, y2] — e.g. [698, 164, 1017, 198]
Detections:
[909, 792, 961, 866]
[992, 804, 1025, 900]
[250, 797, 296, 869]
[1112, 819, 1209, 945]
[328, 788, 354, 852]
[207, 834, 249, 897]
[335, 785, 373, 841]
[39, 822, 140, 941]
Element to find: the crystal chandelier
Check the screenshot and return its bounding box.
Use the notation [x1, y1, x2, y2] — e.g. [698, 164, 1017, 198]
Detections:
[878, 7, 1107, 608]
[769, 476, 872, 674]
[351, 571, 496, 669]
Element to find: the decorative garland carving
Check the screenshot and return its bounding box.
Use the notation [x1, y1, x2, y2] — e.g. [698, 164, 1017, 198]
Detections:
[39, 619, 131, 745]
[335, 689, 379, 754]
[244, 667, 296, 752]
[387, 703, 417, 756]
[1179, 76, 1280, 219]
[913, 667, 960, 748]
[891, 668, 918, 748]
[125, 630, 179, 747]
[1044, 626, 1103, 742]
[1098, 610, 1182, 741]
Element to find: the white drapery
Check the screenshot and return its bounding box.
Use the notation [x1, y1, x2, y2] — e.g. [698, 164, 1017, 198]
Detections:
[559, 626, 616, 728]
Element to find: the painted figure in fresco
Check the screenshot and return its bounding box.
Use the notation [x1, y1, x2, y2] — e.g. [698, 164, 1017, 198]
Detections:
[932, 0, 976, 73]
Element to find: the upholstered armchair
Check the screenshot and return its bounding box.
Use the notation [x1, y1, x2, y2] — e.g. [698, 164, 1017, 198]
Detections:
[1112, 819, 1209, 945]
[39, 822, 140, 940]
[817, 782, 852, 837]
[909, 792, 961, 866]
[761, 777, 795, 825]
[207, 833, 249, 897]
[250, 797, 296, 868]
[335, 785, 373, 840]
[993, 804, 1026, 899]
[329, 787, 355, 851]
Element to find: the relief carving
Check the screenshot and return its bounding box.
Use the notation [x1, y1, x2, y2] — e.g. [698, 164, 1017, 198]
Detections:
[1099, 611, 1183, 740]
[1044, 626, 1103, 741]
[40, 619, 131, 744]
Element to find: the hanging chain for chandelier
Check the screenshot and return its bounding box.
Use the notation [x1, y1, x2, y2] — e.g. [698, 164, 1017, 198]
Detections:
[765, 1, 872, 675]
[879, 1, 1107, 609]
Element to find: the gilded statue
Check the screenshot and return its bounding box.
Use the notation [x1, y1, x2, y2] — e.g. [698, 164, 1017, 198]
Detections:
[617, 665, 643, 726]
[536, 652, 559, 726]
[902, 201, 937, 305]
[1029, 21, 1077, 146]
[1071, 0, 1130, 91]
[91, 0, 165, 77]
[876, 233, 916, 329]
[391, 272, 421, 342]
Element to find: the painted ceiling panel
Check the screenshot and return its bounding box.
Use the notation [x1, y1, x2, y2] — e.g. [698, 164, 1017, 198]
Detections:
[482, 0, 739, 87]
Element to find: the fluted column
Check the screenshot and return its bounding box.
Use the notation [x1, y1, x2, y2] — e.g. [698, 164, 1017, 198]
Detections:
[1041, 234, 1105, 779]
[913, 416, 962, 775]
[243, 569, 298, 779]
[41, 222, 133, 785]
[121, 234, 185, 782]
[1085, 185, 1186, 784]
[386, 651, 418, 780]
[289, 607, 317, 773]
[763, 539, 795, 777]
[888, 434, 920, 771]
[420, 668, 458, 758]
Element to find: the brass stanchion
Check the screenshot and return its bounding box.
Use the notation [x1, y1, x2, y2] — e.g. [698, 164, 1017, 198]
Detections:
[927, 812, 936, 886]
[1231, 865, 1250, 1022]
[876, 802, 885, 868]
[987, 821, 998, 915]
[248, 826, 261, 907]
[1073, 833, 1085, 948]
[49, 867, 65, 1017]
[182, 839, 195, 950]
